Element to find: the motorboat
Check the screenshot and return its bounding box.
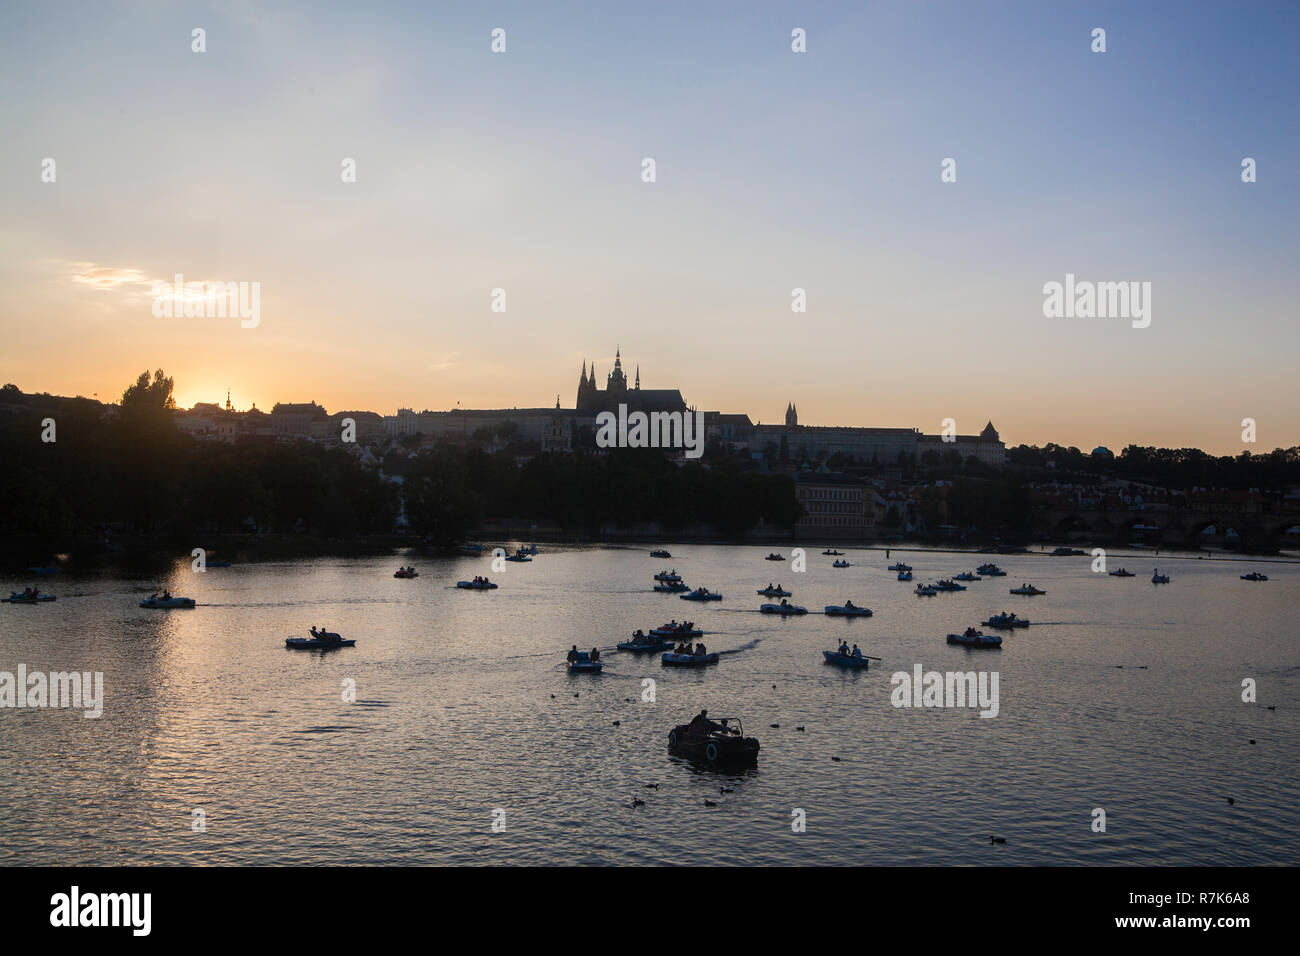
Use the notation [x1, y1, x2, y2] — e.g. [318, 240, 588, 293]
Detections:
[933, 579, 966, 591]
[394, 566, 418, 578]
[4, 591, 56, 604]
[456, 579, 498, 589]
[667, 717, 758, 765]
[953, 572, 981, 581]
[566, 651, 603, 673]
[649, 549, 672, 558]
[653, 571, 683, 582]
[914, 584, 937, 597]
[653, 581, 690, 593]
[947, 630, 1002, 648]
[757, 586, 792, 597]
[896, 571, 913, 582]
[1108, 568, 1135, 577]
[888, 562, 912, 572]
[140, 594, 196, 609]
[822, 650, 871, 669]
[286, 629, 355, 649]
[504, 550, 532, 563]
[832, 559, 851, 568]
[1241, 572, 1269, 581]
[982, 613, 1029, 629]
[765, 553, 785, 561]
[824, 603, 872, 617]
[680, 588, 722, 601]
[822, 549, 845, 556]
[1009, 584, 1045, 596]
[1151, 571, 1170, 585]
[662, 651, 720, 666]
[760, 601, 807, 615]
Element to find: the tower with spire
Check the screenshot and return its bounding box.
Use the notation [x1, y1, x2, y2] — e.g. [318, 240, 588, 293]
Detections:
[785, 402, 798, 427]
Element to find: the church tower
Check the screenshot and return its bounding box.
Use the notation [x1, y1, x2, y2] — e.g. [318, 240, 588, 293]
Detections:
[606, 346, 628, 404]
[785, 402, 798, 427]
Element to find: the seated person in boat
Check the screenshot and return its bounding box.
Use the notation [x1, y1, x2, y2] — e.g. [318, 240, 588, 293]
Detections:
[567, 645, 580, 663]
[844, 600, 856, 609]
[852, 645, 862, 658]
[590, 648, 600, 662]
[963, 627, 979, 637]
[687, 709, 721, 736]
[839, 641, 850, 656]
[695, 642, 707, 656]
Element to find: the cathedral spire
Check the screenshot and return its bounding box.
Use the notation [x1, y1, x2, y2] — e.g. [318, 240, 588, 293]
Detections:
[635, 365, 640, 389]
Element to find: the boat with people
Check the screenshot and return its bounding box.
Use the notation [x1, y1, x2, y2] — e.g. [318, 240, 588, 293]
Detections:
[765, 553, 785, 561]
[286, 627, 355, 649]
[650, 621, 702, 639]
[823, 644, 872, 668]
[824, 602, 872, 617]
[982, 612, 1030, 629]
[394, 566, 418, 578]
[140, 591, 196, 609]
[668, 712, 758, 765]
[565, 647, 604, 673]
[504, 549, 532, 562]
[680, 587, 722, 601]
[976, 563, 1006, 576]
[947, 628, 1002, 648]
[888, 562, 912, 572]
[1108, 568, 1135, 577]
[649, 549, 672, 559]
[653, 570, 682, 582]
[897, 571, 913, 582]
[1241, 572, 1269, 581]
[953, 572, 981, 581]
[653, 581, 691, 593]
[933, 579, 967, 591]
[914, 584, 938, 596]
[822, 549, 845, 556]
[4, 589, 56, 604]
[757, 585, 792, 597]
[1151, 570, 1170, 584]
[1009, 584, 1045, 596]
[832, 559, 851, 568]
[662, 649, 720, 667]
[617, 630, 674, 652]
[457, 577, 498, 589]
[760, 600, 807, 615]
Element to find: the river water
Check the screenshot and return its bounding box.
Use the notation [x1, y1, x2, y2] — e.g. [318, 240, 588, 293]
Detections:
[1, 545, 1295, 865]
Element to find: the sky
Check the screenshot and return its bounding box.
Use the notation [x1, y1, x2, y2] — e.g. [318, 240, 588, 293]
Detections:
[1, 0, 1296, 454]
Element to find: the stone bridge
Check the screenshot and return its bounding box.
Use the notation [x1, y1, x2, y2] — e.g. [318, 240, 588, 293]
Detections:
[1034, 506, 1300, 551]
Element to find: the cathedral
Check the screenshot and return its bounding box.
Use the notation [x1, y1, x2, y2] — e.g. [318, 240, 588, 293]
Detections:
[575, 348, 687, 415]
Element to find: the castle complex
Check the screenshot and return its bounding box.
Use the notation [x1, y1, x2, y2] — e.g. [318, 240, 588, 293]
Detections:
[177, 346, 1006, 466]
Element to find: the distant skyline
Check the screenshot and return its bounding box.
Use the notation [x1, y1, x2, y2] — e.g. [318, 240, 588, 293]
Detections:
[2, 1, 1297, 455]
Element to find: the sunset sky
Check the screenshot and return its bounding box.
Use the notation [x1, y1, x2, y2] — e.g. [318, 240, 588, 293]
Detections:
[1, 1, 1296, 454]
